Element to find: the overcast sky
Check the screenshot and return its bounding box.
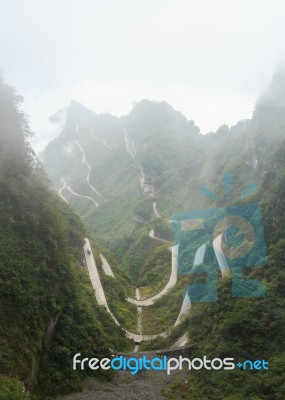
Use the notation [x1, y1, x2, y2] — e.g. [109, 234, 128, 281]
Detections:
[1, 0, 285, 151]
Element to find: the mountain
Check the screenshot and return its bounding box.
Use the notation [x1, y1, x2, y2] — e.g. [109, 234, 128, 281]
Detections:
[165, 140, 285, 399]
[40, 69, 285, 399]
[0, 79, 130, 398]
[40, 71, 285, 283]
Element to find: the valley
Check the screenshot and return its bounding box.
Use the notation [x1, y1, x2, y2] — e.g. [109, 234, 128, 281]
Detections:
[2, 69, 285, 399]
[40, 70, 285, 399]
[41, 94, 269, 354]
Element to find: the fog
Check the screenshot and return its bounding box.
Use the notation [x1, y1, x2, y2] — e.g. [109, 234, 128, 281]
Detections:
[1, 0, 285, 151]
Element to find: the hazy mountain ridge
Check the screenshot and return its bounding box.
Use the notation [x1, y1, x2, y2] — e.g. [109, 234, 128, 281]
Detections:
[7, 69, 285, 399]
[41, 70, 285, 262]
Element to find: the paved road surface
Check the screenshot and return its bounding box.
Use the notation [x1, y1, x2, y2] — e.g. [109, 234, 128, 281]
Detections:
[153, 201, 161, 218]
[84, 238, 120, 326]
[193, 242, 207, 266]
[149, 229, 172, 244]
[100, 254, 115, 277]
[171, 332, 189, 348]
[213, 234, 231, 277]
[58, 178, 68, 203]
[67, 185, 99, 206]
[136, 289, 143, 336]
[174, 293, 191, 327]
[74, 140, 105, 201]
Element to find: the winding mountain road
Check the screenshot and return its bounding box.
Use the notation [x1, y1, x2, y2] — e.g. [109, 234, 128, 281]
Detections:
[83, 238, 120, 326]
[174, 292, 191, 327]
[58, 179, 68, 203]
[60, 133, 197, 349]
[100, 254, 115, 277]
[149, 228, 172, 243]
[82, 176, 232, 350]
[67, 185, 99, 206]
[136, 289, 143, 335]
[153, 201, 161, 218]
[83, 238, 171, 343]
[171, 332, 189, 349]
[213, 234, 231, 277]
[74, 140, 105, 201]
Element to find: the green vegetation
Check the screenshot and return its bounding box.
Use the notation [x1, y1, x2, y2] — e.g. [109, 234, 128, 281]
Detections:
[142, 276, 190, 335]
[0, 376, 34, 400]
[134, 198, 153, 222]
[27, 68, 285, 398]
[164, 142, 285, 399]
[0, 79, 129, 398]
[153, 218, 172, 241]
[100, 273, 137, 334]
[139, 246, 171, 296]
[123, 227, 165, 286]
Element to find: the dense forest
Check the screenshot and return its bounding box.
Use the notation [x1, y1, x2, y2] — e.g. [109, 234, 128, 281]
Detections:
[0, 79, 130, 399]
[165, 142, 285, 399]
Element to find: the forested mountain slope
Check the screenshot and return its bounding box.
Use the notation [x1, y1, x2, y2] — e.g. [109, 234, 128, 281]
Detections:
[41, 69, 285, 399]
[0, 79, 129, 399]
[165, 140, 285, 400]
[41, 69, 285, 283]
